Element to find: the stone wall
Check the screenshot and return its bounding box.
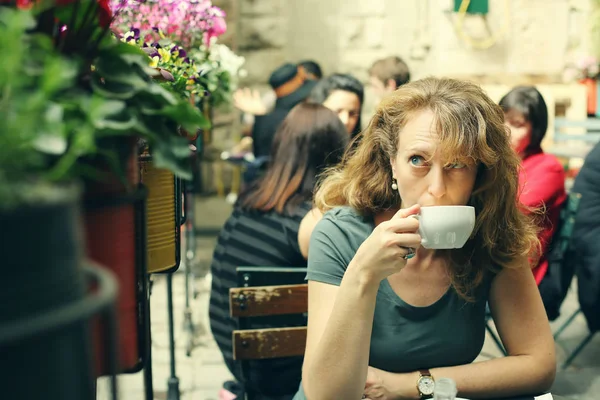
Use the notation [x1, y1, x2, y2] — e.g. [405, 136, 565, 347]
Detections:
[204, 0, 595, 195]
[235, 0, 592, 84]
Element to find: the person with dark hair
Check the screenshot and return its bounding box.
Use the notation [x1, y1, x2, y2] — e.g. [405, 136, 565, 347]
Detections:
[570, 141, 600, 332]
[209, 103, 349, 400]
[307, 73, 364, 138]
[298, 60, 323, 80]
[368, 56, 411, 103]
[499, 86, 567, 285]
[250, 63, 317, 159]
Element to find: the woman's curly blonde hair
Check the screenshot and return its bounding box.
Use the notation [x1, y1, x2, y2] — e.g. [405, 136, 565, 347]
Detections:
[314, 77, 540, 300]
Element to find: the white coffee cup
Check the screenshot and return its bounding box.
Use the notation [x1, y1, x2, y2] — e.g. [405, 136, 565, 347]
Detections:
[415, 206, 475, 249]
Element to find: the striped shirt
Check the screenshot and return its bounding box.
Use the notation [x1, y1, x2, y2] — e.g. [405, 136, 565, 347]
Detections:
[209, 201, 312, 397]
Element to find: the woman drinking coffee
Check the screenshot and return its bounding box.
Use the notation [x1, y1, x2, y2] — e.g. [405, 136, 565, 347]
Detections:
[293, 77, 555, 400]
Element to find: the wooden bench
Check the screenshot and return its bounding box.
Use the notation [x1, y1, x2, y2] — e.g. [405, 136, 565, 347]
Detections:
[229, 267, 308, 399]
[230, 283, 308, 360]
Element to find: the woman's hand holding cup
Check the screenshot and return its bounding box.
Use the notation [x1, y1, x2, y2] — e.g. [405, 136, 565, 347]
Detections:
[349, 204, 422, 284]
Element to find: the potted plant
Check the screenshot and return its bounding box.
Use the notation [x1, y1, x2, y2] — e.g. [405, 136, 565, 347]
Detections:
[0, 9, 99, 399]
[111, 0, 243, 271]
[2, 0, 210, 376]
[563, 55, 600, 116]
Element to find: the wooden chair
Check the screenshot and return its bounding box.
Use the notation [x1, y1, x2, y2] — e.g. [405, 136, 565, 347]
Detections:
[229, 267, 308, 400]
[546, 192, 598, 369]
[485, 192, 583, 359]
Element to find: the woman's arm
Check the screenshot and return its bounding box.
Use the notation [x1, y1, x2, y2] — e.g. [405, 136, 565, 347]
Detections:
[298, 208, 323, 259]
[366, 261, 556, 399]
[303, 275, 379, 399]
[302, 206, 421, 400]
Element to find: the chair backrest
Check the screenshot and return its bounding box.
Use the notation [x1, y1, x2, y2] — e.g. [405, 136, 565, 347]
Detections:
[540, 192, 583, 320]
[553, 118, 600, 144]
[236, 266, 307, 287]
[230, 267, 309, 361]
[550, 192, 583, 260]
[230, 283, 308, 360]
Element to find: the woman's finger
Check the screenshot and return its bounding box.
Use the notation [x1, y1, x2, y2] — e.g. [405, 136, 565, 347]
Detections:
[393, 203, 420, 219]
[381, 216, 419, 233]
[390, 233, 422, 248]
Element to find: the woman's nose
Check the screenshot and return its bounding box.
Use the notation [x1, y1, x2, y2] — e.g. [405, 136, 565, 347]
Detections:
[427, 167, 447, 198]
[338, 111, 349, 126]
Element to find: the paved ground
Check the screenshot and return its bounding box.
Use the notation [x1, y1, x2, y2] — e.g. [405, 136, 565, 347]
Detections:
[97, 196, 600, 400]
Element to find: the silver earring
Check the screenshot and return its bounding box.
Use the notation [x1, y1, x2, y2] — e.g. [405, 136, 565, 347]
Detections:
[391, 180, 398, 190]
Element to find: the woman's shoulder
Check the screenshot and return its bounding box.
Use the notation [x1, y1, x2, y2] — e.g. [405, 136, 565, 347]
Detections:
[322, 206, 370, 223]
[313, 206, 373, 245]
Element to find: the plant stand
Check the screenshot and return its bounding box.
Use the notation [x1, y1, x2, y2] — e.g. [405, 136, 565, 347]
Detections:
[164, 177, 186, 400]
[85, 184, 155, 400]
[183, 180, 199, 357]
[166, 272, 181, 400]
[0, 263, 120, 400]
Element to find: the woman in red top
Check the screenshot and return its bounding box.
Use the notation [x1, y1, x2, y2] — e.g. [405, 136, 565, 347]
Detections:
[500, 86, 567, 284]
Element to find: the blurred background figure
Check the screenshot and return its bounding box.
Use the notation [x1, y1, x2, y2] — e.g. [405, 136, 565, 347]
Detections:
[368, 55, 411, 104]
[209, 102, 349, 400]
[499, 86, 567, 285]
[307, 73, 364, 138]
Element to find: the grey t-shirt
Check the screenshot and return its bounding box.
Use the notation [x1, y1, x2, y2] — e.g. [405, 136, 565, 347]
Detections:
[294, 207, 493, 399]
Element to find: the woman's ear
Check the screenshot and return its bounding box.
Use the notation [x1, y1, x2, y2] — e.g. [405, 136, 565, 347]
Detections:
[390, 159, 397, 179]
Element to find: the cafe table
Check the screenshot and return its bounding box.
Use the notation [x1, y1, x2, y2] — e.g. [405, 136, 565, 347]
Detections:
[458, 394, 560, 400]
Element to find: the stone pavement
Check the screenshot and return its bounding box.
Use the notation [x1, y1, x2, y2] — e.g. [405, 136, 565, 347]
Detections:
[97, 196, 600, 400]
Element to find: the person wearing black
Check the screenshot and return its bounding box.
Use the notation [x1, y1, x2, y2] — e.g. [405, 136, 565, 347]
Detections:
[570, 142, 600, 332]
[251, 63, 317, 159]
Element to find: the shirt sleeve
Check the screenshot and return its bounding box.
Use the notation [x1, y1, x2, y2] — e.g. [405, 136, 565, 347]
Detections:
[305, 217, 350, 286]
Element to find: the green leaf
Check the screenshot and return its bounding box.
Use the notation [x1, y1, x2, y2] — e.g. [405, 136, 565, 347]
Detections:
[140, 84, 179, 105]
[95, 115, 138, 132]
[89, 97, 126, 120]
[54, 0, 101, 28]
[108, 41, 148, 57]
[94, 57, 150, 88]
[45, 103, 64, 124]
[150, 137, 193, 180]
[156, 102, 211, 132]
[90, 74, 137, 99]
[33, 134, 68, 155]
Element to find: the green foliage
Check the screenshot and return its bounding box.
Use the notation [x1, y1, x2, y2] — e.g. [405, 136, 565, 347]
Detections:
[0, 3, 210, 207]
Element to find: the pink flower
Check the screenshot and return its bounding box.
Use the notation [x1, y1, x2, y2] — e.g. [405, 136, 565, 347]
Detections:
[204, 6, 227, 46]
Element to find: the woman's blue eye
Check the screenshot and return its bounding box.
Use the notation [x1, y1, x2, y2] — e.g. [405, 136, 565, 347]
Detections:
[409, 156, 424, 166]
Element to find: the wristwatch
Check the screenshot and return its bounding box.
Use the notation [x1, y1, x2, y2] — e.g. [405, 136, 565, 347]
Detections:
[416, 369, 435, 399]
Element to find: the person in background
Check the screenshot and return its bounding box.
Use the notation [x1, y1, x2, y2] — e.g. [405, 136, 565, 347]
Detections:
[209, 103, 349, 400]
[499, 86, 567, 285]
[250, 63, 317, 158]
[307, 73, 364, 138]
[233, 60, 323, 122]
[368, 55, 411, 103]
[299, 59, 323, 80]
[569, 141, 600, 333]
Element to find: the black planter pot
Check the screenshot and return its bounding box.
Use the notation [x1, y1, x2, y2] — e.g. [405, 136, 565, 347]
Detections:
[0, 183, 95, 400]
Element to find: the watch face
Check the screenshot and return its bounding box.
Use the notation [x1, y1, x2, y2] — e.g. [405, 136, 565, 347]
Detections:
[418, 376, 435, 395]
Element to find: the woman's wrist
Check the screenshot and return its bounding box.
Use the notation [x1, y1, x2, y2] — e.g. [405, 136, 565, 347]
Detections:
[381, 370, 420, 400]
[345, 260, 380, 294]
